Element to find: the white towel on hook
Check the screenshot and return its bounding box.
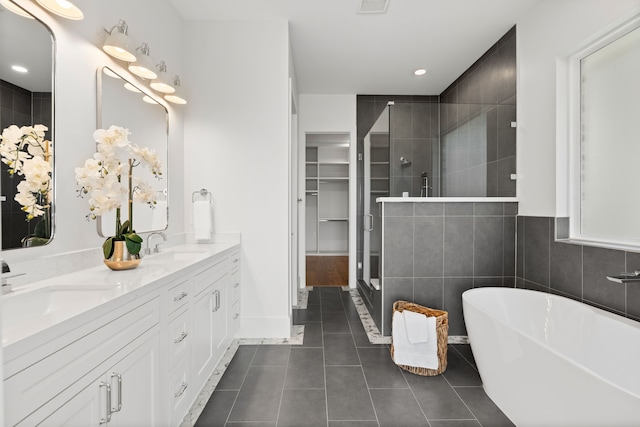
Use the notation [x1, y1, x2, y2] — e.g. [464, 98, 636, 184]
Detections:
[193, 200, 212, 240]
[392, 311, 439, 370]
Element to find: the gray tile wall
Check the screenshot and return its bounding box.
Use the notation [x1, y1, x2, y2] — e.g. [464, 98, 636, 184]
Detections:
[517, 216, 640, 322]
[440, 26, 516, 197]
[381, 201, 517, 336]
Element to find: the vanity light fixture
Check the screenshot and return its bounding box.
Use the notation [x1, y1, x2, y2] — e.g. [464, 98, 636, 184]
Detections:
[35, 0, 83, 20]
[414, 68, 426, 76]
[150, 61, 175, 94]
[11, 65, 28, 73]
[103, 19, 136, 62]
[0, 0, 34, 19]
[164, 76, 187, 105]
[128, 42, 158, 80]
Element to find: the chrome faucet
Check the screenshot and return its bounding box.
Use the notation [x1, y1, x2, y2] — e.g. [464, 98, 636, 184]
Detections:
[1, 259, 26, 295]
[606, 270, 640, 284]
[144, 232, 167, 255]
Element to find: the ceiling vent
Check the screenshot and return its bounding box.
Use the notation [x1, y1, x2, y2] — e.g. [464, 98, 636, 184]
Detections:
[358, 0, 389, 14]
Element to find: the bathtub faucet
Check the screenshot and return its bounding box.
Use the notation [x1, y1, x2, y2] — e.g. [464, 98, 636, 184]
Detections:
[606, 270, 640, 284]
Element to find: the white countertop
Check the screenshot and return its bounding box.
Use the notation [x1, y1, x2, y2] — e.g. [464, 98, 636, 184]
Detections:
[376, 197, 519, 203]
[1, 242, 239, 354]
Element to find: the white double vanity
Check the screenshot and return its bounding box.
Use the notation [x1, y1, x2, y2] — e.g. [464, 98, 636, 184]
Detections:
[2, 242, 241, 426]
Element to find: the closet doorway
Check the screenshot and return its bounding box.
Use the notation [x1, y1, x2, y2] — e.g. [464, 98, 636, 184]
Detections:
[305, 133, 350, 287]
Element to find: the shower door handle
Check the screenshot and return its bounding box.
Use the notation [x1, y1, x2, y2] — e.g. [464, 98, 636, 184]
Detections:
[365, 214, 374, 232]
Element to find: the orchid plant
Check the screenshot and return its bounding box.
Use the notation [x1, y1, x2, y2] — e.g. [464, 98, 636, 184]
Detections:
[75, 125, 162, 258]
[0, 124, 52, 245]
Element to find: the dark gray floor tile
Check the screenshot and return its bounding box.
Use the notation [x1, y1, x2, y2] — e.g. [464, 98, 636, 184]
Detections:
[326, 366, 376, 421]
[455, 387, 515, 427]
[194, 390, 237, 427]
[450, 344, 476, 369]
[324, 333, 360, 365]
[285, 347, 325, 389]
[307, 289, 321, 305]
[277, 389, 327, 427]
[344, 301, 363, 321]
[405, 374, 474, 420]
[350, 321, 378, 347]
[429, 420, 481, 427]
[370, 388, 429, 427]
[442, 347, 481, 387]
[323, 312, 351, 334]
[328, 422, 379, 427]
[357, 347, 408, 389]
[251, 345, 290, 366]
[226, 422, 276, 426]
[293, 306, 322, 323]
[228, 366, 286, 422]
[301, 322, 323, 347]
[322, 297, 346, 313]
[216, 346, 258, 390]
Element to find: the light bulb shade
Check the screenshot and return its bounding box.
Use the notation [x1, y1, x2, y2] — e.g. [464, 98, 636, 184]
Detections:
[103, 20, 136, 62]
[36, 0, 83, 20]
[0, 0, 34, 19]
[164, 76, 186, 104]
[128, 43, 157, 80]
[150, 61, 175, 94]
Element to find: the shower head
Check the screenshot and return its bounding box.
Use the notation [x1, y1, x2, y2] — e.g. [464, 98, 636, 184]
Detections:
[400, 156, 411, 167]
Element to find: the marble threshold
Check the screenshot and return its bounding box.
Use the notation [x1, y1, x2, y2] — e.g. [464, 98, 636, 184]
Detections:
[180, 286, 467, 426]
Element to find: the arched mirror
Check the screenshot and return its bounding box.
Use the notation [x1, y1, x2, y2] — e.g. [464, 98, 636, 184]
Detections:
[0, 3, 55, 249]
[97, 66, 168, 236]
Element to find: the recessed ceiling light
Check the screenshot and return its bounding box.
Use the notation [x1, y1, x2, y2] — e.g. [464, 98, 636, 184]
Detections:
[11, 65, 28, 73]
[414, 68, 426, 76]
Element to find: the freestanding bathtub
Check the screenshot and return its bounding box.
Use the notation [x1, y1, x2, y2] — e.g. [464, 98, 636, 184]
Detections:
[462, 287, 640, 427]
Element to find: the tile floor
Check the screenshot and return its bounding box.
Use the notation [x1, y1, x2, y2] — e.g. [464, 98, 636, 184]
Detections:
[195, 287, 514, 427]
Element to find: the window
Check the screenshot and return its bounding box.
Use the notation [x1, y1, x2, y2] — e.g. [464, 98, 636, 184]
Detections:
[558, 10, 640, 249]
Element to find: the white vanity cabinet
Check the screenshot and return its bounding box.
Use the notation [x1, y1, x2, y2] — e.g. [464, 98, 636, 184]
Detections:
[2, 242, 242, 427]
[4, 295, 161, 426]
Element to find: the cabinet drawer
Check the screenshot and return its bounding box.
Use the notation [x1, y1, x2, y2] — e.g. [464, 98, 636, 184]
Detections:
[169, 353, 192, 427]
[194, 258, 227, 296]
[168, 308, 191, 370]
[5, 297, 160, 427]
[229, 251, 241, 270]
[167, 278, 192, 315]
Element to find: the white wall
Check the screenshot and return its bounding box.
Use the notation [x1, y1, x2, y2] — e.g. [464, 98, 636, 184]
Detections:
[517, 0, 640, 216]
[183, 20, 292, 338]
[4, 0, 186, 279]
[298, 94, 357, 287]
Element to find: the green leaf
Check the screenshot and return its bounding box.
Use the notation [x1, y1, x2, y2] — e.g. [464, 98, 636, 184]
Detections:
[125, 237, 142, 255]
[103, 237, 115, 259]
[124, 232, 143, 243]
[119, 220, 131, 236]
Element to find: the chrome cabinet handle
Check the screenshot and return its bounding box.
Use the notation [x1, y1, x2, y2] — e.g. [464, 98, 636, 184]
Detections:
[212, 290, 220, 312]
[99, 382, 112, 424]
[233, 313, 239, 319]
[174, 382, 188, 398]
[174, 331, 189, 344]
[365, 214, 374, 232]
[233, 258, 239, 264]
[174, 291, 188, 302]
[110, 372, 122, 412]
[234, 282, 240, 288]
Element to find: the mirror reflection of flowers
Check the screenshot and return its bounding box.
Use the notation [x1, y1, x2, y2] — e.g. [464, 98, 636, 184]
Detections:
[0, 124, 52, 246]
[75, 125, 163, 258]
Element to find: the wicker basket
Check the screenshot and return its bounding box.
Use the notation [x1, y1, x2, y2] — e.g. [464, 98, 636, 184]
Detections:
[390, 300, 448, 376]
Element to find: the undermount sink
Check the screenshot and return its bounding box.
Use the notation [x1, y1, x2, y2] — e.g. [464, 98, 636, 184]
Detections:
[1, 285, 123, 345]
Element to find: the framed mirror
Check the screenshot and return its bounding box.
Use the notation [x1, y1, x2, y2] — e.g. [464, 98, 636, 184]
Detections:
[97, 66, 168, 236]
[0, 2, 55, 250]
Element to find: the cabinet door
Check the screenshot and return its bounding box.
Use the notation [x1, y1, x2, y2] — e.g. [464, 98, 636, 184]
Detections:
[107, 329, 161, 427]
[192, 288, 215, 391]
[212, 279, 228, 358]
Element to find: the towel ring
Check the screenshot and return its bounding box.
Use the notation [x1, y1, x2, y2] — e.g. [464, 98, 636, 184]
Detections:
[192, 188, 212, 204]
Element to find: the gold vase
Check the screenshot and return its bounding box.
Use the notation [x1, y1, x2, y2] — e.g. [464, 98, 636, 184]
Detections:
[104, 240, 141, 271]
